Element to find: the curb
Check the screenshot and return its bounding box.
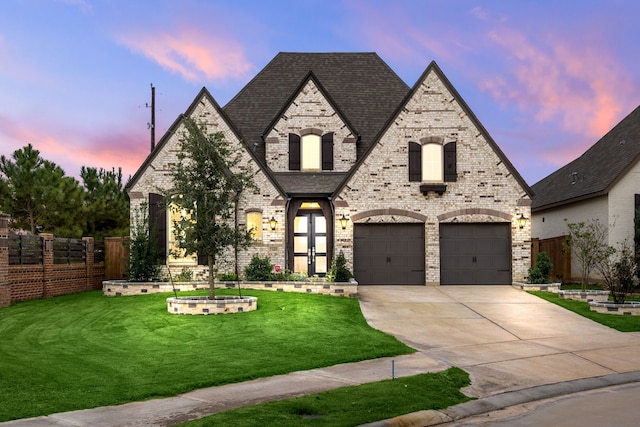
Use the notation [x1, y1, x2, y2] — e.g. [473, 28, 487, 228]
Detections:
[361, 370, 640, 426]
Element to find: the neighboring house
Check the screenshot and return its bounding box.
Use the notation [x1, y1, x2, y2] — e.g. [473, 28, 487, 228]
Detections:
[127, 52, 533, 285]
[531, 105, 640, 281]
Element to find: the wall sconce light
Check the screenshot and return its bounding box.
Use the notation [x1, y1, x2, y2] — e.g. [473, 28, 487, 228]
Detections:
[517, 213, 528, 229]
[340, 214, 348, 230]
[269, 216, 277, 231]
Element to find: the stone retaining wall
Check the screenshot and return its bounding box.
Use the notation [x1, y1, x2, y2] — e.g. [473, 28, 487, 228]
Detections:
[103, 280, 358, 297]
[589, 301, 640, 315]
[167, 295, 258, 315]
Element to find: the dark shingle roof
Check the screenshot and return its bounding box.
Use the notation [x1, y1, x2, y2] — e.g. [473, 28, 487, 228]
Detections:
[273, 172, 348, 197]
[531, 105, 640, 211]
[222, 52, 409, 161]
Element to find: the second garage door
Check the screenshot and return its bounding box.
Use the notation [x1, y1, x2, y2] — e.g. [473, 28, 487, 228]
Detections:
[353, 223, 425, 285]
[440, 223, 512, 285]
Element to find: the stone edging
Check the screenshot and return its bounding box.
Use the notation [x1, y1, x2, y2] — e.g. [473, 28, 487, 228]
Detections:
[103, 279, 358, 297]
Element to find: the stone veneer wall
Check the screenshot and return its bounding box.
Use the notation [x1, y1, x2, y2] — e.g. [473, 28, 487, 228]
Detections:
[127, 93, 287, 275]
[333, 69, 532, 284]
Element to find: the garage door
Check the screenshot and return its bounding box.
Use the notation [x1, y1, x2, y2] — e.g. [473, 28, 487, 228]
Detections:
[440, 223, 511, 285]
[354, 224, 425, 285]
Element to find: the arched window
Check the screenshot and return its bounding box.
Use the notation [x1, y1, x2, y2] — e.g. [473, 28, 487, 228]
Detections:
[289, 132, 334, 171]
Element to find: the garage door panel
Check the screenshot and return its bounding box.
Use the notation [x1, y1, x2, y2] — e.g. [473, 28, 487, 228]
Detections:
[440, 223, 511, 285]
[354, 224, 424, 285]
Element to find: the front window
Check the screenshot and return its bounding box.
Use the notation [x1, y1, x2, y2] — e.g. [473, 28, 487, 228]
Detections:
[246, 211, 263, 240]
[301, 134, 321, 170]
[422, 143, 443, 181]
[168, 202, 195, 264]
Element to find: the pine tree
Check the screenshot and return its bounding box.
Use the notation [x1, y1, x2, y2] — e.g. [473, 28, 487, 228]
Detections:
[0, 144, 85, 237]
[81, 166, 129, 239]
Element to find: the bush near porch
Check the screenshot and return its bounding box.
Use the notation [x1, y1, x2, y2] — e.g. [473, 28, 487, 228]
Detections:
[0, 289, 413, 422]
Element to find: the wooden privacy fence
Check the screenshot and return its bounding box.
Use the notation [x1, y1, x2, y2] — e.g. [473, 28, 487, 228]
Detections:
[104, 237, 128, 280]
[531, 235, 571, 283]
[0, 212, 107, 307]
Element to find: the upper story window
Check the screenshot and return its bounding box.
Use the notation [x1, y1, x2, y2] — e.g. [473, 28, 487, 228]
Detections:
[289, 132, 334, 171]
[409, 139, 457, 183]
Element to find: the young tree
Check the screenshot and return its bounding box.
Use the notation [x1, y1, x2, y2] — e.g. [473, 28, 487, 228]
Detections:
[166, 119, 256, 298]
[565, 219, 614, 291]
[595, 239, 637, 304]
[127, 202, 162, 282]
[0, 144, 85, 237]
[81, 166, 130, 239]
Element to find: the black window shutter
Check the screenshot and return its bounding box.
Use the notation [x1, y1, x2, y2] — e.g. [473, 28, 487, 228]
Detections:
[444, 142, 457, 182]
[197, 253, 207, 266]
[289, 133, 301, 170]
[148, 193, 166, 261]
[322, 132, 334, 170]
[408, 142, 421, 182]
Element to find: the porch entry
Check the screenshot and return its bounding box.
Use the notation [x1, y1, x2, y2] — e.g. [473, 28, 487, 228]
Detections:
[287, 199, 334, 277]
[293, 212, 327, 276]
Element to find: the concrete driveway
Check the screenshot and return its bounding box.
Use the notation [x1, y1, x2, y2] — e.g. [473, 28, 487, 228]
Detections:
[358, 285, 640, 398]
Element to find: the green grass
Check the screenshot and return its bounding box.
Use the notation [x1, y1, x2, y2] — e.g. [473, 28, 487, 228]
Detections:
[178, 367, 473, 427]
[0, 290, 414, 422]
[529, 291, 640, 332]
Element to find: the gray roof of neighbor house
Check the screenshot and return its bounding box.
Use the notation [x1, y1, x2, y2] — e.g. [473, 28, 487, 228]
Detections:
[531, 105, 640, 212]
[222, 52, 410, 161]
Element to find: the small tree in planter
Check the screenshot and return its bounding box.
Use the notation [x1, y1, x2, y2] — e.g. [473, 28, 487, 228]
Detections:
[635, 207, 640, 282]
[596, 240, 638, 304]
[565, 219, 613, 291]
[527, 251, 553, 284]
[166, 119, 256, 299]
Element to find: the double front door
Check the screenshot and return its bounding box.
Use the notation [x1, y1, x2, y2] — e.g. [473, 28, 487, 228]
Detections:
[293, 212, 327, 276]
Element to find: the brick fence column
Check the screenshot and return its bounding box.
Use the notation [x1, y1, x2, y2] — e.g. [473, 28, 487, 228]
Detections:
[0, 213, 9, 307]
[41, 233, 54, 298]
[83, 237, 94, 290]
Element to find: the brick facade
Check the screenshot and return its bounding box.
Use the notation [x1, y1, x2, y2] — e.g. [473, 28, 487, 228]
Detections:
[127, 55, 532, 285]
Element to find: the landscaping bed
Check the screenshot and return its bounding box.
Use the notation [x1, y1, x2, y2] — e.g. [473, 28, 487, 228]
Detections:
[103, 279, 358, 297]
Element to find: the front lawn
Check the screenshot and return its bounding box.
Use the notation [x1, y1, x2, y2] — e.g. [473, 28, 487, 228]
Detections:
[0, 289, 413, 422]
[179, 367, 473, 427]
[529, 291, 640, 332]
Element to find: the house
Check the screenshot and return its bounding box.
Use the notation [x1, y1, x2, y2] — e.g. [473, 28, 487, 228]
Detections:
[127, 52, 533, 285]
[531, 105, 640, 282]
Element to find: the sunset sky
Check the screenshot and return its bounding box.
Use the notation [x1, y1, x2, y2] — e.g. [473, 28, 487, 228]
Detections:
[1, 0, 639, 186]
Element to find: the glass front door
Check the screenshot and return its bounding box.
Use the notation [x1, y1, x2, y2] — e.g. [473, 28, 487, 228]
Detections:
[293, 212, 327, 276]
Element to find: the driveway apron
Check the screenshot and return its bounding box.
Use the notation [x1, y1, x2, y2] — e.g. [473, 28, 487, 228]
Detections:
[358, 285, 640, 398]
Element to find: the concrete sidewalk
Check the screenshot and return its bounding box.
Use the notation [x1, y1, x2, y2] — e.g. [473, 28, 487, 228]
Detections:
[4, 285, 640, 426]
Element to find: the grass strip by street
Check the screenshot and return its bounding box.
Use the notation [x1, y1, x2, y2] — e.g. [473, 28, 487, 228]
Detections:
[0, 289, 414, 422]
[529, 291, 640, 332]
[178, 367, 472, 427]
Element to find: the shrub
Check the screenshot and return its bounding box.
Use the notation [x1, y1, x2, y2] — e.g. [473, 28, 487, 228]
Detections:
[173, 267, 193, 282]
[327, 251, 353, 283]
[244, 255, 274, 281]
[127, 202, 162, 282]
[218, 272, 238, 281]
[527, 252, 553, 284]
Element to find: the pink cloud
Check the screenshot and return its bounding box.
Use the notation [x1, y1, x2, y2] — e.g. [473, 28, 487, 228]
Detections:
[480, 27, 635, 139]
[116, 28, 253, 82]
[0, 115, 148, 181]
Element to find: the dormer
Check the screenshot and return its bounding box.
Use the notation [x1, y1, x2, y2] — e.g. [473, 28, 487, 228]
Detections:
[263, 74, 358, 173]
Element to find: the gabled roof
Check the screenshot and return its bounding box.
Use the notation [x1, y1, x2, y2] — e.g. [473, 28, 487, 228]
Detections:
[531, 105, 640, 212]
[334, 60, 533, 198]
[222, 52, 409, 161]
[126, 87, 286, 196]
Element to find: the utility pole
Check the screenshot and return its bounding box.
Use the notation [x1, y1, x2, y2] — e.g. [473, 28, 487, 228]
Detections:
[147, 84, 156, 152]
